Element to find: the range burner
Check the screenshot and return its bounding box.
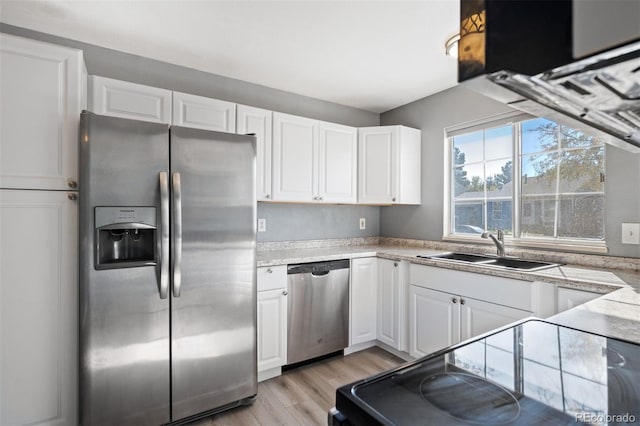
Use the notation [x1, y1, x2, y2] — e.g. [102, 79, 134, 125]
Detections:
[420, 372, 521, 425]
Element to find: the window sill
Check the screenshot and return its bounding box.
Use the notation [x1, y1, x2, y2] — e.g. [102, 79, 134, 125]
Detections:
[443, 235, 608, 255]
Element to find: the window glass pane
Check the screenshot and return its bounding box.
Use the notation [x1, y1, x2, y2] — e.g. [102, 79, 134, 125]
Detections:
[454, 163, 484, 197]
[520, 196, 556, 237]
[454, 202, 484, 233]
[522, 117, 557, 154]
[559, 125, 604, 149]
[453, 131, 483, 164]
[558, 147, 605, 193]
[484, 126, 512, 161]
[486, 159, 513, 193]
[487, 200, 512, 234]
[521, 153, 558, 196]
[557, 195, 604, 239]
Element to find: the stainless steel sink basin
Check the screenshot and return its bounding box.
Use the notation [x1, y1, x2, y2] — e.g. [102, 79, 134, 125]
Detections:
[417, 252, 561, 272]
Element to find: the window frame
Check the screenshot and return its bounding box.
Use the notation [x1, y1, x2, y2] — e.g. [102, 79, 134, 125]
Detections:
[443, 111, 607, 254]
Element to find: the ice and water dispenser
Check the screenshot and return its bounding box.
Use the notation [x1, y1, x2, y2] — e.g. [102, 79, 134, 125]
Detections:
[95, 207, 157, 269]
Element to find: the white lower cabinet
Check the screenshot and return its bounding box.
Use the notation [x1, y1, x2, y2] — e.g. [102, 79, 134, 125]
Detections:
[349, 257, 378, 347]
[408, 264, 539, 359]
[256, 266, 287, 381]
[0, 189, 78, 426]
[377, 259, 408, 351]
[556, 287, 601, 313]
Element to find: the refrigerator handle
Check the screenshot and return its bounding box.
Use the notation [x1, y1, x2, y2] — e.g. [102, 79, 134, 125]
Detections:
[172, 172, 183, 297]
[159, 172, 170, 299]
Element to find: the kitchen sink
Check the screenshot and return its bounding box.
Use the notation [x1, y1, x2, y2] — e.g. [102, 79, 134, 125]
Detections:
[417, 252, 561, 272]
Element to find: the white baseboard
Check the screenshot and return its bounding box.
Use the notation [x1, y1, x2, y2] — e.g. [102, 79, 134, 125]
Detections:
[258, 366, 281, 382]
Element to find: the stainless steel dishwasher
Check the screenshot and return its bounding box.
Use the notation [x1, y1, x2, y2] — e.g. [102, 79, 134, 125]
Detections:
[287, 259, 350, 365]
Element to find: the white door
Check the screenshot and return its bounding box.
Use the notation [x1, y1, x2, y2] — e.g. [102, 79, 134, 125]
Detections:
[318, 121, 357, 203]
[358, 127, 396, 204]
[237, 105, 273, 201]
[0, 189, 78, 426]
[172, 91, 236, 132]
[459, 297, 531, 342]
[88, 75, 171, 124]
[0, 34, 83, 191]
[377, 259, 400, 349]
[349, 258, 378, 346]
[409, 286, 458, 358]
[272, 112, 318, 202]
[256, 288, 287, 373]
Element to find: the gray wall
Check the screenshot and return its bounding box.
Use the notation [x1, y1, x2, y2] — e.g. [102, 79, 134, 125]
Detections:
[0, 24, 381, 242]
[380, 85, 640, 258]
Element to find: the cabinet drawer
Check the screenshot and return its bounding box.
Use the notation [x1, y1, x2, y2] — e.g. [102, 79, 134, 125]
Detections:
[257, 265, 286, 291]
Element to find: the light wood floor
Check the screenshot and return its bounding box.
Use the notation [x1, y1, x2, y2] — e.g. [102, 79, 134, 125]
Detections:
[192, 347, 404, 425]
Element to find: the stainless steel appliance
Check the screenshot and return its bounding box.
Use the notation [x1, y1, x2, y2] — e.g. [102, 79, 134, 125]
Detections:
[79, 111, 257, 425]
[458, 0, 640, 152]
[331, 318, 640, 425]
[286, 260, 350, 365]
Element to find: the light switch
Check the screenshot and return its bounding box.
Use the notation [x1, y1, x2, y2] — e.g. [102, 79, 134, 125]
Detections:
[621, 223, 640, 244]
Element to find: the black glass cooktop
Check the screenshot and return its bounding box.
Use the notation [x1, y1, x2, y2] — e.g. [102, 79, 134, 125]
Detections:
[334, 319, 640, 425]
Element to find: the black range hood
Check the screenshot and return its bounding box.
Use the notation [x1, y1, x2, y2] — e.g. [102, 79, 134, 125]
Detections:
[458, 0, 640, 152]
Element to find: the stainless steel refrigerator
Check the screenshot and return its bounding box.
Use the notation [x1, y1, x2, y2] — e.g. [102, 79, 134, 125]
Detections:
[79, 111, 257, 425]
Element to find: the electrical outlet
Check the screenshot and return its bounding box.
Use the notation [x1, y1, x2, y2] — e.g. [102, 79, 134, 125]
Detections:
[359, 218, 366, 230]
[257, 218, 267, 233]
[621, 223, 640, 244]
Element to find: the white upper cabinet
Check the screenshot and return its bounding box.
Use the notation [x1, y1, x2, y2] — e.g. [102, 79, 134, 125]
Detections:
[173, 91, 235, 132]
[237, 105, 273, 201]
[358, 125, 421, 205]
[88, 75, 172, 124]
[318, 121, 358, 203]
[272, 112, 319, 202]
[0, 34, 85, 190]
[272, 112, 357, 203]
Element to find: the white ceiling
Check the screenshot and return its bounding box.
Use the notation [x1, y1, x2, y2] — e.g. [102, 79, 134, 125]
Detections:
[0, 0, 460, 113]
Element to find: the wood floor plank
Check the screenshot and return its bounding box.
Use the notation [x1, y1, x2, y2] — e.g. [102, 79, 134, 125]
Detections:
[193, 347, 403, 425]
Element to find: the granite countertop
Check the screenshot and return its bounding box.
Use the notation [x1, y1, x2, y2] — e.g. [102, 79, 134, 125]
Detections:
[257, 238, 640, 344]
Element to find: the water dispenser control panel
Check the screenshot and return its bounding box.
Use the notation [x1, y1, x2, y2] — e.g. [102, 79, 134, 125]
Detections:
[95, 207, 157, 270]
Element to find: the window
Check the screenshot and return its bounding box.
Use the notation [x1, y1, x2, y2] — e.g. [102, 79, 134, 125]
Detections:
[446, 113, 606, 251]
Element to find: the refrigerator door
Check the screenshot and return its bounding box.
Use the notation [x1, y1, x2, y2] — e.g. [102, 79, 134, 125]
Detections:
[170, 126, 257, 420]
[79, 112, 171, 425]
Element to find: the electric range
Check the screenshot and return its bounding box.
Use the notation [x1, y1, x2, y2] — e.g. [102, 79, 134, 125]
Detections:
[331, 319, 640, 425]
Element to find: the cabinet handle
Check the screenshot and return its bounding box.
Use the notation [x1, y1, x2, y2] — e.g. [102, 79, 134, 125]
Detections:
[266, 268, 273, 274]
[68, 193, 77, 201]
[392, 197, 396, 202]
[452, 297, 458, 304]
[68, 179, 78, 189]
[460, 299, 466, 305]
[282, 290, 288, 296]
[393, 262, 398, 267]
[318, 196, 323, 201]
[265, 194, 270, 199]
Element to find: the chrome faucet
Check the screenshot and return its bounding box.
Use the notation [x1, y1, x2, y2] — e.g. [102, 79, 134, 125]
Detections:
[482, 230, 505, 257]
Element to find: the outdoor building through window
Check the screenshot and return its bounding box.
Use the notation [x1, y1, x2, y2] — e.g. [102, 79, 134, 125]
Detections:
[447, 114, 606, 250]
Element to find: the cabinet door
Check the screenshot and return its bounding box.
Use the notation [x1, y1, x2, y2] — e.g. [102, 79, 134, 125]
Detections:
[409, 286, 458, 358]
[0, 34, 83, 191]
[350, 258, 378, 346]
[556, 287, 600, 313]
[257, 289, 288, 373]
[173, 91, 236, 132]
[358, 127, 396, 204]
[237, 105, 273, 201]
[318, 122, 357, 203]
[459, 297, 530, 342]
[377, 259, 400, 349]
[1, 190, 78, 426]
[272, 112, 318, 202]
[88, 75, 171, 124]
